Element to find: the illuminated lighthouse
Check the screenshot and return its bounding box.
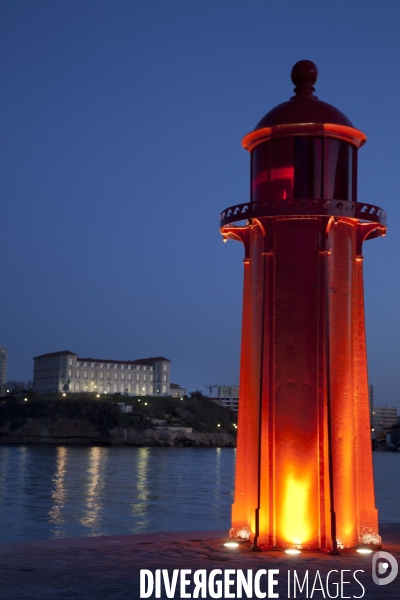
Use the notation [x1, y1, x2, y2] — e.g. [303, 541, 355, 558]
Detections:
[221, 61, 386, 552]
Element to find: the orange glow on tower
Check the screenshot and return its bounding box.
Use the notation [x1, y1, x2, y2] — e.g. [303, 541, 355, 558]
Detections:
[221, 61, 386, 552]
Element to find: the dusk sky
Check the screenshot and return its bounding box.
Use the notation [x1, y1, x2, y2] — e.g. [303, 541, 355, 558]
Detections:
[1, 1, 399, 408]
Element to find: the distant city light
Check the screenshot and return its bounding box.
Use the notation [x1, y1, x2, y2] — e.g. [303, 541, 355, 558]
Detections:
[24, 398, 28, 402]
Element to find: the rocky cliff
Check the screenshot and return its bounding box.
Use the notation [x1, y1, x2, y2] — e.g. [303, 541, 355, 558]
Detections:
[0, 418, 236, 447]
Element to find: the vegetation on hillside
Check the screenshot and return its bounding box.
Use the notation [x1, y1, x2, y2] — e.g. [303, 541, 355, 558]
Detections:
[0, 391, 237, 435]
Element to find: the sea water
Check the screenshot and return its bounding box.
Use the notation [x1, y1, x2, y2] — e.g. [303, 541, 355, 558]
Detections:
[0, 446, 398, 544]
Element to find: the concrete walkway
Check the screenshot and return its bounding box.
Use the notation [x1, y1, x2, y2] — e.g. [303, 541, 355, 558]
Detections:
[0, 525, 399, 599]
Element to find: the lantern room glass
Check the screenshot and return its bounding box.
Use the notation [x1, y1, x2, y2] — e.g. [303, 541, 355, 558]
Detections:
[252, 137, 356, 203]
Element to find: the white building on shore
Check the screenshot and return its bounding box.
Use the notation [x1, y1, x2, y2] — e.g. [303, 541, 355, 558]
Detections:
[33, 350, 171, 396]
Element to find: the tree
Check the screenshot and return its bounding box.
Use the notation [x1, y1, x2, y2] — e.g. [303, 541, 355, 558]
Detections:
[189, 390, 210, 401]
[4, 380, 32, 394]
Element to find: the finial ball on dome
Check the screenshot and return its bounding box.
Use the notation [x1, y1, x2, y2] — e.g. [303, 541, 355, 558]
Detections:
[291, 60, 318, 87]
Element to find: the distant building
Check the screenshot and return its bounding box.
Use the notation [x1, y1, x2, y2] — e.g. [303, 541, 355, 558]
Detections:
[371, 406, 398, 437]
[204, 385, 239, 413]
[33, 350, 171, 396]
[170, 383, 187, 398]
[386, 418, 400, 447]
[0, 346, 7, 394]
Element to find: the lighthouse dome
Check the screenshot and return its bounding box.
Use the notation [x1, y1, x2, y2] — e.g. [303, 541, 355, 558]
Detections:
[255, 60, 354, 129]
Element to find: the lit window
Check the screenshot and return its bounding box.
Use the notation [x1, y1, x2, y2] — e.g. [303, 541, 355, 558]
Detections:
[69, 359, 73, 366]
[163, 364, 168, 372]
[114, 373, 118, 380]
[150, 366, 153, 371]
[91, 371, 94, 379]
[136, 374, 140, 382]
[68, 370, 72, 377]
[76, 370, 80, 377]
[99, 372, 104, 380]
[150, 374, 154, 382]
[143, 375, 147, 382]
[107, 373, 111, 380]
[128, 374, 132, 381]
[162, 385, 167, 394]
[143, 366, 147, 371]
[121, 373, 125, 381]
[163, 375, 167, 382]
[83, 371, 87, 379]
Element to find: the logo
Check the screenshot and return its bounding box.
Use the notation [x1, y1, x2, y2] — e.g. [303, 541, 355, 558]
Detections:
[372, 551, 398, 586]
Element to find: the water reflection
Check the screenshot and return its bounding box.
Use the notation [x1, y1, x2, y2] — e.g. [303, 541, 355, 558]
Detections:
[212, 447, 222, 519]
[48, 446, 68, 534]
[130, 447, 150, 531]
[0, 446, 10, 501]
[17, 446, 28, 498]
[80, 447, 108, 532]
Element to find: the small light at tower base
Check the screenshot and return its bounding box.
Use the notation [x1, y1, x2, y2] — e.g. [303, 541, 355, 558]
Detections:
[356, 548, 373, 554]
[224, 542, 239, 548]
[285, 549, 302, 555]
